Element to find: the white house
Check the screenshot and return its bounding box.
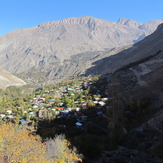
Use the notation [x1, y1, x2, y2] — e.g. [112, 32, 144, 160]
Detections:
[59, 103, 64, 106]
[67, 88, 74, 91]
[93, 101, 98, 104]
[33, 105, 38, 109]
[0, 114, 5, 118]
[99, 101, 105, 106]
[95, 97, 100, 101]
[6, 110, 12, 114]
[8, 115, 14, 119]
[101, 98, 108, 101]
[67, 108, 72, 111]
[76, 107, 80, 111]
[29, 112, 34, 115]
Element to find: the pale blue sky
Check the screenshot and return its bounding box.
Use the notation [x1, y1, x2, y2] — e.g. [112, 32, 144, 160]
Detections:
[0, 0, 163, 36]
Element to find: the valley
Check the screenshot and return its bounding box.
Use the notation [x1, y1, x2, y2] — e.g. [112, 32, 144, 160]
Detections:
[0, 16, 163, 162]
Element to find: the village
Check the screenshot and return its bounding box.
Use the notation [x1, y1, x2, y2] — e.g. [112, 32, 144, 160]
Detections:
[0, 76, 110, 131]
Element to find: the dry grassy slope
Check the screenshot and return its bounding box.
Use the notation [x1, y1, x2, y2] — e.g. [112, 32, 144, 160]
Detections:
[0, 69, 26, 89]
[0, 16, 163, 75]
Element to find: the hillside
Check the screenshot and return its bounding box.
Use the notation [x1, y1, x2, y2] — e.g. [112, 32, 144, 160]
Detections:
[0, 16, 163, 82]
[92, 24, 163, 162]
[88, 23, 163, 114]
[86, 23, 163, 75]
[0, 69, 26, 89]
[82, 24, 163, 163]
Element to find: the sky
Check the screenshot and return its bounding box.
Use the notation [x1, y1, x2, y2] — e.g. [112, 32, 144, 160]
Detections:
[0, 0, 163, 36]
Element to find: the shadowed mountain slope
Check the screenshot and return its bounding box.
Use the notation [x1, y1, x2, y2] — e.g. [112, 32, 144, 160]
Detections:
[85, 23, 163, 75]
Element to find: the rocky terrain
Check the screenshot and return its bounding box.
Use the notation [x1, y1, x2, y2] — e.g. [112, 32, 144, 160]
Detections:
[86, 23, 163, 75]
[0, 69, 26, 89]
[92, 146, 163, 163]
[93, 23, 163, 163]
[0, 16, 163, 82]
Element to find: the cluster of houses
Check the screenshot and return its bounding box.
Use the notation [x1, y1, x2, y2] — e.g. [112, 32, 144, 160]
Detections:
[0, 110, 13, 119]
[0, 77, 109, 127]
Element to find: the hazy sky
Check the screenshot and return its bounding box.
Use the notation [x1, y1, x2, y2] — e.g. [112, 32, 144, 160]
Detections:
[0, 0, 163, 36]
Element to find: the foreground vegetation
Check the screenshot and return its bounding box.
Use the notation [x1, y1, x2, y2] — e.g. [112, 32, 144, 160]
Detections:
[0, 75, 162, 162]
[0, 123, 82, 163]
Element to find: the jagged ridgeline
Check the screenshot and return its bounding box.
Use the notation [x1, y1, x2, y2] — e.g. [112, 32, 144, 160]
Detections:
[0, 16, 163, 84]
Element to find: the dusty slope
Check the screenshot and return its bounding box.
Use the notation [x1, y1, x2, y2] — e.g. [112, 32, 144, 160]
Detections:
[0, 69, 26, 89]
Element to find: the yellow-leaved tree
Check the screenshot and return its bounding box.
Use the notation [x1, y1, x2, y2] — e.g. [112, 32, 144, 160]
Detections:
[0, 123, 47, 163]
[46, 135, 82, 163]
[0, 123, 82, 163]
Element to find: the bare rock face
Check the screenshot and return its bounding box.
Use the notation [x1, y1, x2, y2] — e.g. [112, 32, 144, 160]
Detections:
[117, 18, 142, 28]
[0, 16, 163, 76]
[0, 69, 26, 89]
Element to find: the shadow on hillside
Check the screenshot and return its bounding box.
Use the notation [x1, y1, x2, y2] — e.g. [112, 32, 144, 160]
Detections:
[35, 70, 163, 162]
[35, 77, 111, 162]
[84, 45, 134, 76]
[84, 39, 163, 76]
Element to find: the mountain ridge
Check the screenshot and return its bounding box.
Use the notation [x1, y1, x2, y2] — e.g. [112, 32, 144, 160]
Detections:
[0, 16, 163, 82]
[85, 23, 163, 75]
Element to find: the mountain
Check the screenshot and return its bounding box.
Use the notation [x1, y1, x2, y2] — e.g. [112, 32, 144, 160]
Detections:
[91, 24, 163, 163]
[117, 18, 142, 28]
[0, 69, 26, 89]
[0, 16, 163, 82]
[86, 23, 163, 75]
[117, 17, 163, 33]
[87, 22, 163, 110]
[105, 23, 163, 150]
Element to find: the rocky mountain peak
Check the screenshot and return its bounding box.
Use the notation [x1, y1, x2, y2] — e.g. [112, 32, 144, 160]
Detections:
[117, 18, 130, 23]
[38, 16, 109, 30]
[117, 18, 142, 28]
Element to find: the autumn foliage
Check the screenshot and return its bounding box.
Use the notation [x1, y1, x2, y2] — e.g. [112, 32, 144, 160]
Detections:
[0, 123, 82, 163]
[46, 135, 82, 163]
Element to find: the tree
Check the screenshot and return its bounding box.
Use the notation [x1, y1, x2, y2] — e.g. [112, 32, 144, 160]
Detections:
[107, 78, 125, 148]
[63, 96, 74, 108]
[0, 124, 82, 163]
[46, 135, 82, 163]
[87, 101, 95, 108]
[0, 123, 47, 163]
